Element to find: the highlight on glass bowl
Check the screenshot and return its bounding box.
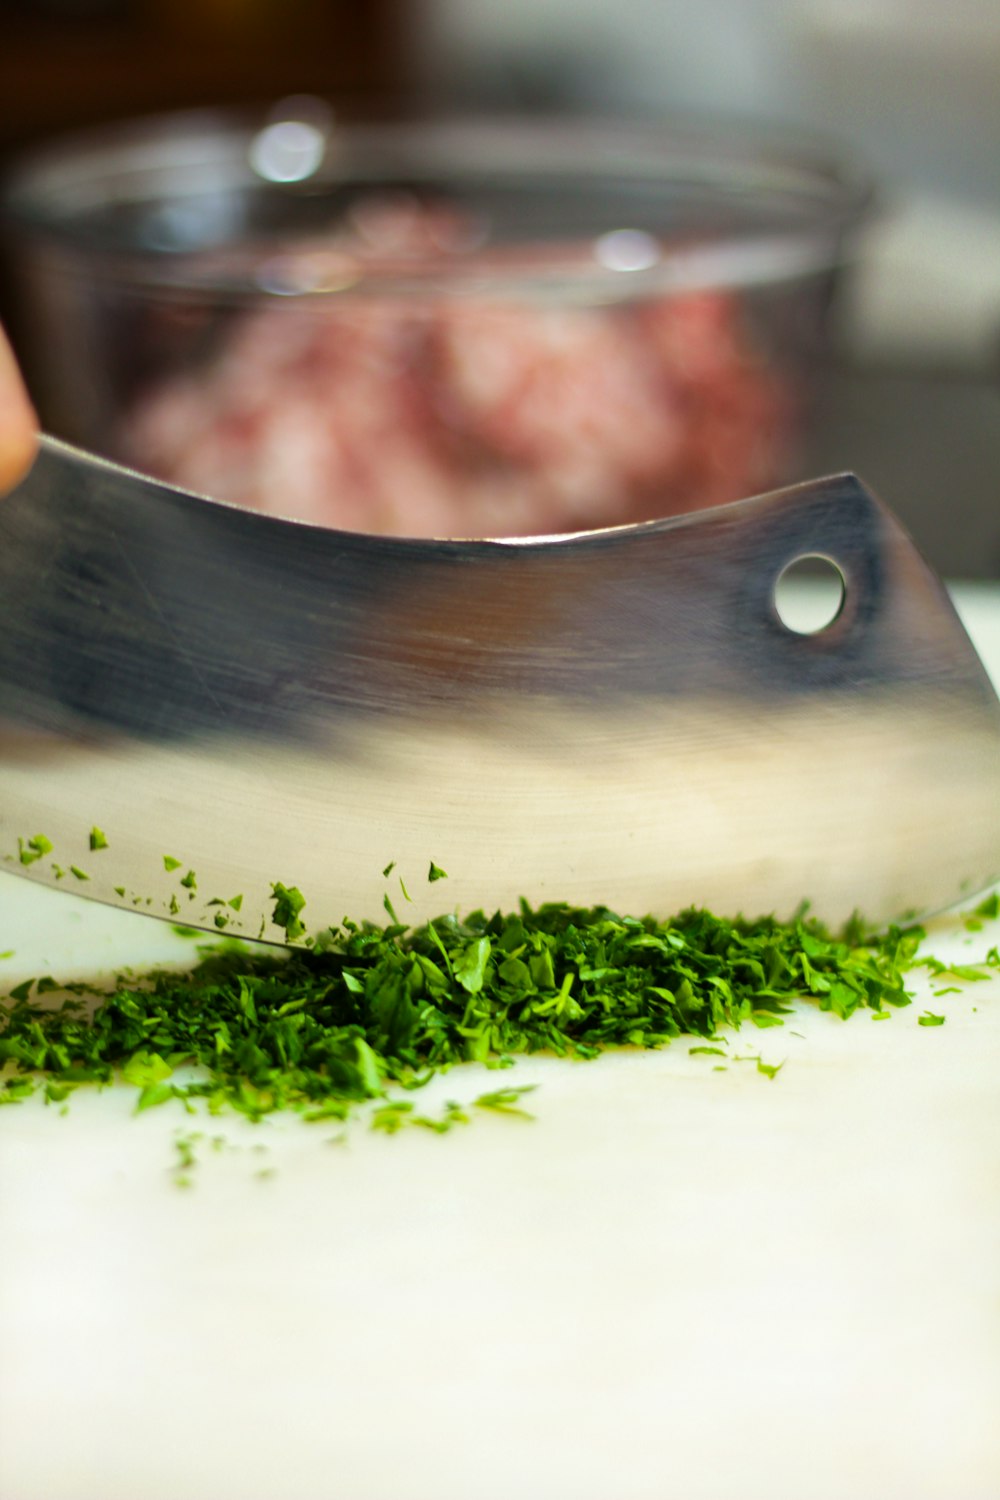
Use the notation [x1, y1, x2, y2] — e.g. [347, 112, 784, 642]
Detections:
[1, 105, 871, 538]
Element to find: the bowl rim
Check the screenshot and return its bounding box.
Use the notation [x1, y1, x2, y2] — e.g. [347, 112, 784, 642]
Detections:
[0, 109, 875, 301]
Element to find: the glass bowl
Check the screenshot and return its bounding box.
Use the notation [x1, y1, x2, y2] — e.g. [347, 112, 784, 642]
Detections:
[1, 110, 872, 537]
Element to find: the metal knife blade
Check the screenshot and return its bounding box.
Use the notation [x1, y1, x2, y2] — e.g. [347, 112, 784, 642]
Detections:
[1, 437, 998, 940]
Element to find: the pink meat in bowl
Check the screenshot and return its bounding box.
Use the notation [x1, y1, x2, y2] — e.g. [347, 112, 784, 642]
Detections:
[1, 115, 870, 537]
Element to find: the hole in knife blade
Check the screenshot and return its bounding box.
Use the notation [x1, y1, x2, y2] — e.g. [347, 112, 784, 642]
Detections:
[773, 554, 845, 635]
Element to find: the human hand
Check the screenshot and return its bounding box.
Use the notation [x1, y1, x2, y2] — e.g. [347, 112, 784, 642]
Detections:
[0, 324, 38, 495]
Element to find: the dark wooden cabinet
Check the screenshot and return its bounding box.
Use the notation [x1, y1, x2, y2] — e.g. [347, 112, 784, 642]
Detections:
[0, 1, 413, 152]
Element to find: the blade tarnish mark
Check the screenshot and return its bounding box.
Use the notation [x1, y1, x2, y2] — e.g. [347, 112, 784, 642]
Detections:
[108, 524, 179, 648]
[107, 522, 230, 727]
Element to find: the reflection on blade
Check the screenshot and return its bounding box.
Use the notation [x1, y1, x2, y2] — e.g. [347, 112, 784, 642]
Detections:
[1, 437, 998, 938]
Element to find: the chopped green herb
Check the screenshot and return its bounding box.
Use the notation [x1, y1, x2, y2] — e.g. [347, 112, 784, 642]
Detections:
[172, 1132, 200, 1187]
[0, 893, 983, 1142]
[428, 861, 448, 883]
[371, 1100, 414, 1134]
[135, 1083, 176, 1113]
[121, 1051, 172, 1088]
[415, 1100, 471, 1133]
[163, 856, 182, 872]
[918, 1011, 946, 1027]
[89, 828, 109, 851]
[18, 834, 52, 866]
[474, 1085, 536, 1119]
[270, 882, 306, 942]
[922, 959, 990, 983]
[228, 895, 244, 912]
[179, 870, 197, 892]
[114, 885, 126, 898]
[2, 1077, 36, 1102]
[382, 861, 396, 879]
[69, 866, 89, 882]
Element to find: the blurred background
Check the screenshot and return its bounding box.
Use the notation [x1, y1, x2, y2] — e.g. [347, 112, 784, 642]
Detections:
[0, 0, 997, 572]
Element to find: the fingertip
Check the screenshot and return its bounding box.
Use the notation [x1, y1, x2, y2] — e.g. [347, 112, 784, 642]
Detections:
[0, 325, 39, 496]
[0, 424, 39, 496]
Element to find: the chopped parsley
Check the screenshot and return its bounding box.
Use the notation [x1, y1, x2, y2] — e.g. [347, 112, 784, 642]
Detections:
[270, 882, 306, 943]
[18, 835, 52, 866]
[0, 894, 978, 1130]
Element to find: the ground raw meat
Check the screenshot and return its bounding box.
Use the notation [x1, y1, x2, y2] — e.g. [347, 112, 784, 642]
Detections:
[119, 220, 797, 537]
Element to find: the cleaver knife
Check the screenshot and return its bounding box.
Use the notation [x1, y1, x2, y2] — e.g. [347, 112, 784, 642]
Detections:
[0, 436, 998, 942]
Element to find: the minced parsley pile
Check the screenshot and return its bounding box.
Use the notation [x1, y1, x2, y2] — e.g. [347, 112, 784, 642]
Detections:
[2, 858, 997, 1134]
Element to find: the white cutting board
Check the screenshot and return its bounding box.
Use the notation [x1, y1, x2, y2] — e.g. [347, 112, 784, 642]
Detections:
[1, 585, 999, 1500]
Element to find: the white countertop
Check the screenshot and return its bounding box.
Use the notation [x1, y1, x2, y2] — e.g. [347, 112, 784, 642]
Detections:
[1, 583, 999, 1500]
